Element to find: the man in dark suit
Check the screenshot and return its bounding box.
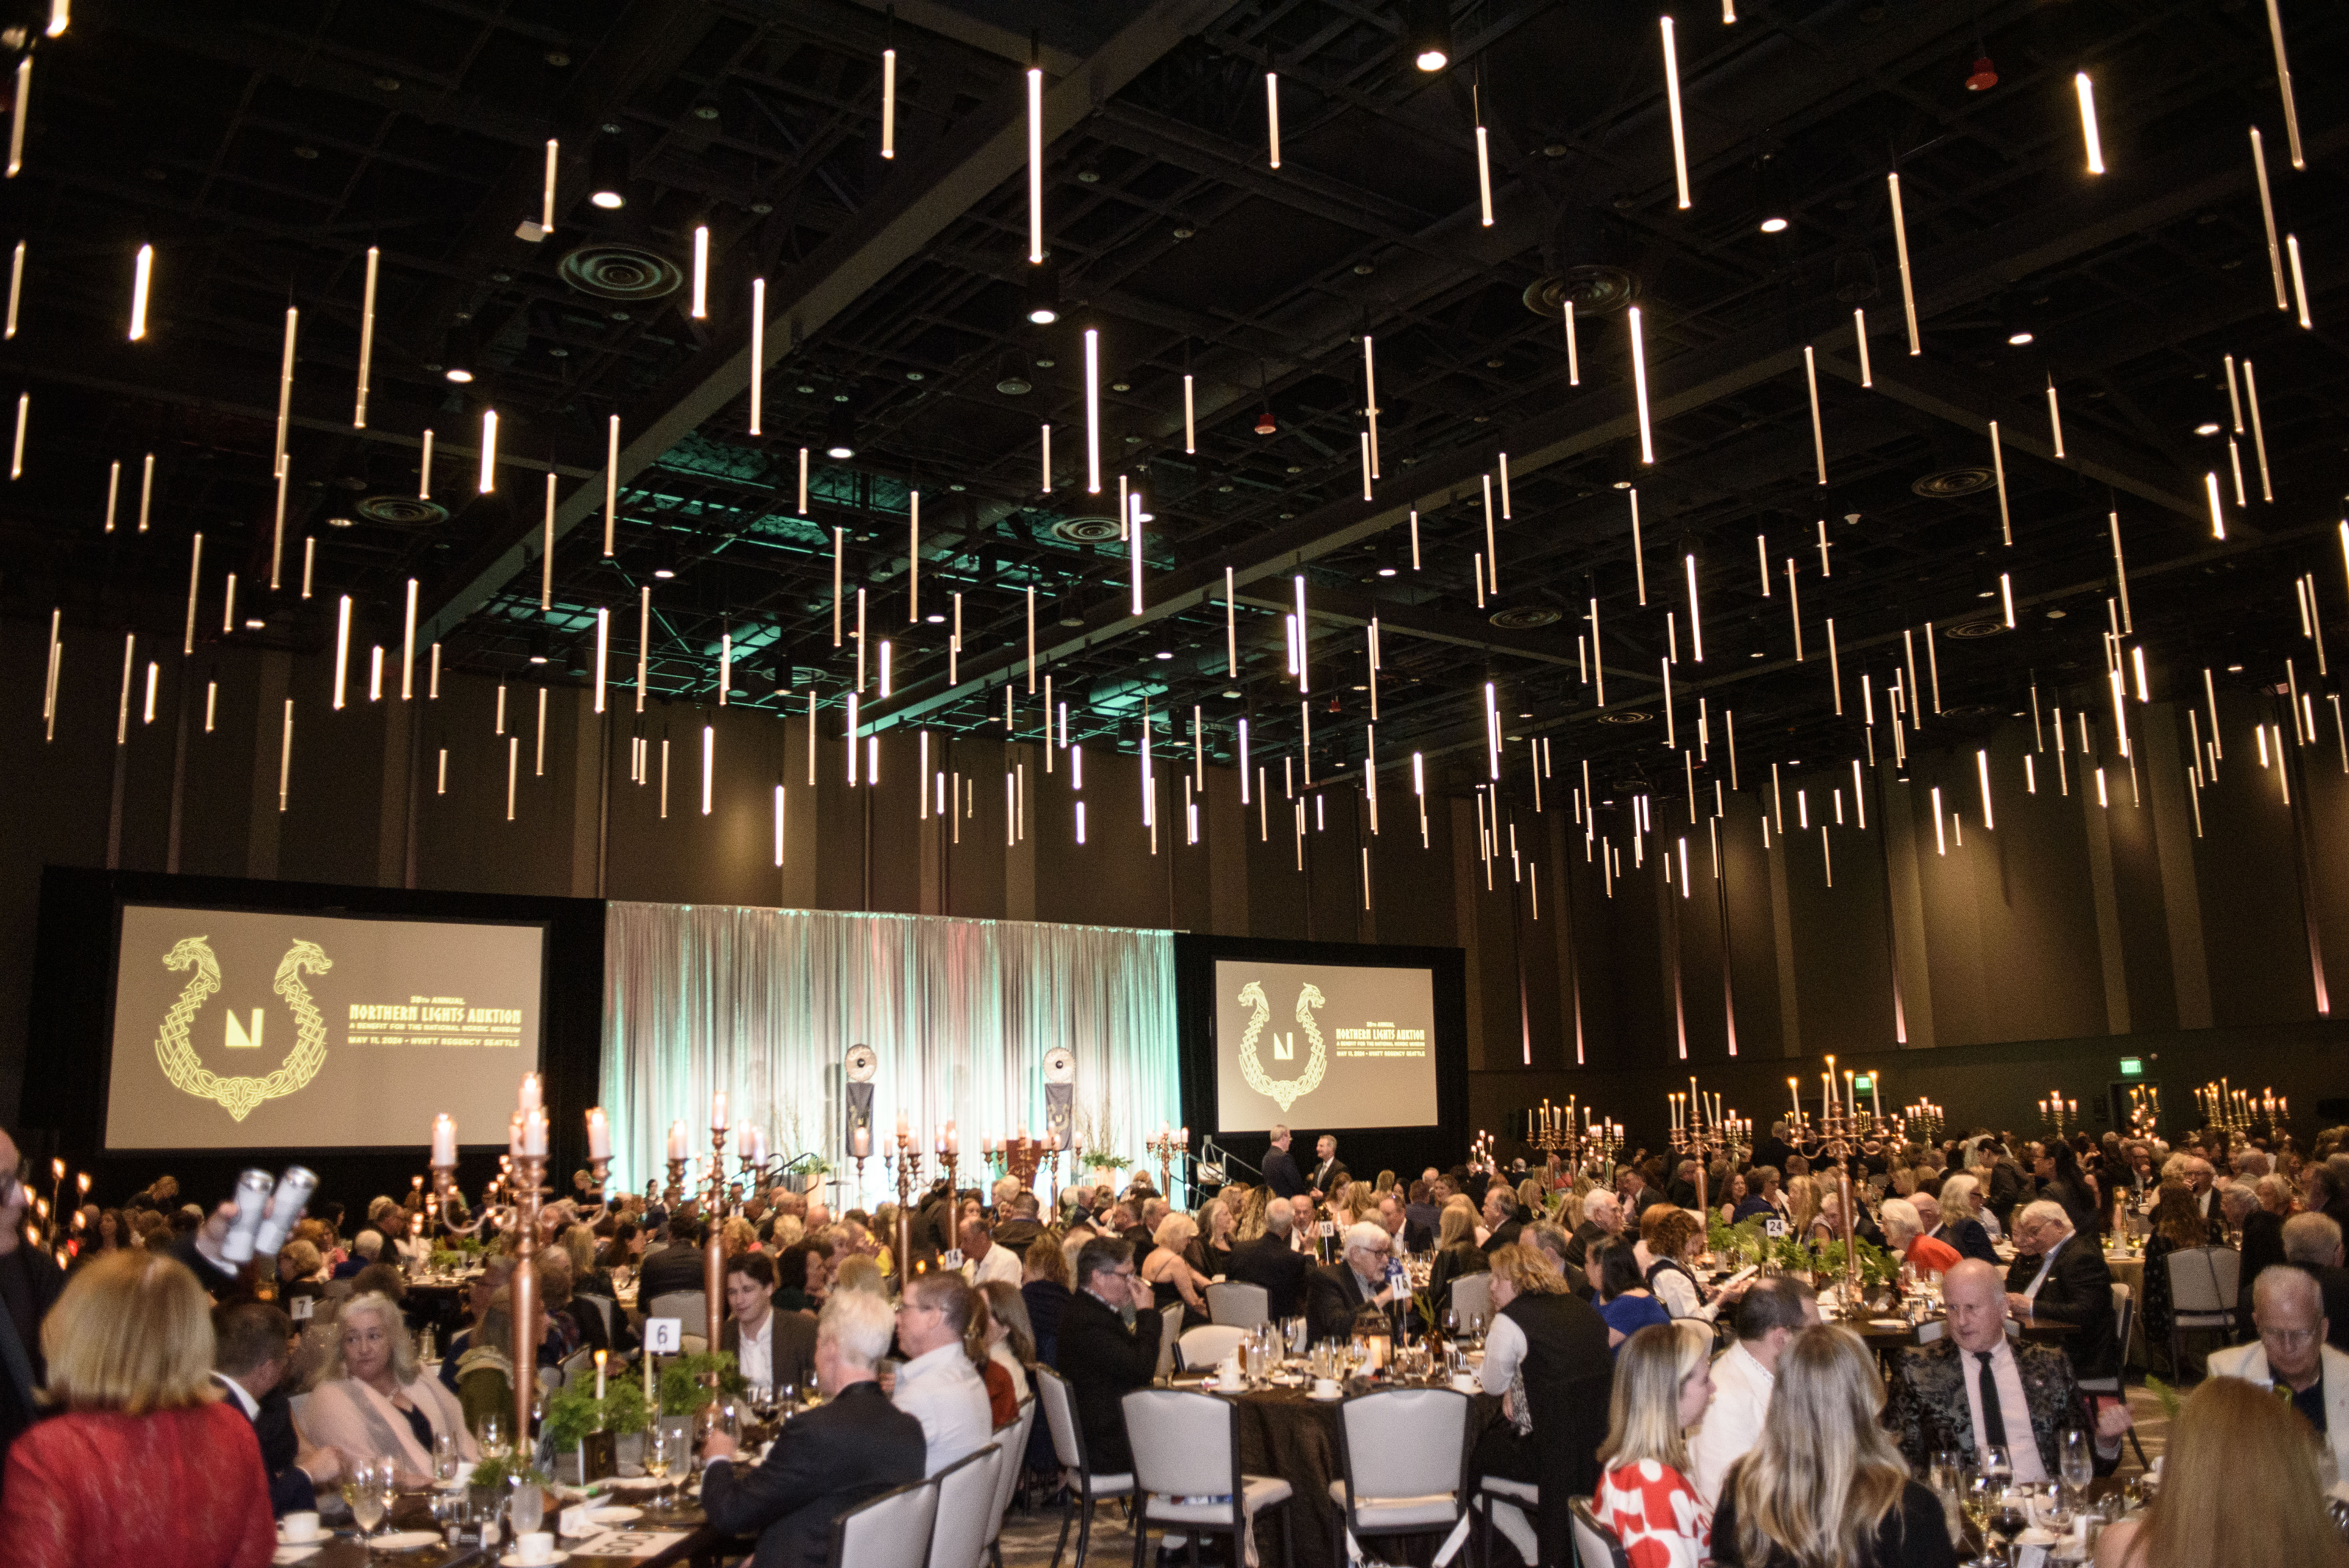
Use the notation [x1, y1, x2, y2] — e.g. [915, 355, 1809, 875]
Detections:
[1378, 1192, 1434, 1254]
[1305, 1136, 1350, 1203]
[1562, 1189, 1623, 1276]
[1664, 1160, 1702, 1210]
[1051, 1237, 1162, 1473]
[1225, 1197, 1313, 1320]
[212, 1302, 340, 1516]
[1750, 1123, 1796, 1180]
[1262, 1125, 1308, 1201]
[1615, 1164, 1661, 1219]
[1886, 1261, 2129, 1481]
[702, 1291, 928, 1568]
[993, 1192, 1045, 1257]
[1480, 1186, 1524, 1255]
[637, 1215, 713, 1301]
[2004, 1202, 2120, 1384]
[1916, 1193, 1999, 1266]
[1306, 1222, 1401, 1343]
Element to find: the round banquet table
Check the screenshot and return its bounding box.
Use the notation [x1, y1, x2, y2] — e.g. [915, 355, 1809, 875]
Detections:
[1165, 1378, 1504, 1568]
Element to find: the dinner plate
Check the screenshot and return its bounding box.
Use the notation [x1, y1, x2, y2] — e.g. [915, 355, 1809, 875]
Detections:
[498, 1554, 569, 1567]
[365, 1531, 442, 1550]
[585, 1506, 643, 1524]
[1306, 1389, 1342, 1402]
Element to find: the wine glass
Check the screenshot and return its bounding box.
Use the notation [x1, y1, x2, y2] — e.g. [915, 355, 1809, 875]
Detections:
[431, 1429, 460, 1487]
[349, 1459, 390, 1554]
[2058, 1425, 2094, 1505]
[642, 1423, 675, 1512]
[477, 1408, 508, 1460]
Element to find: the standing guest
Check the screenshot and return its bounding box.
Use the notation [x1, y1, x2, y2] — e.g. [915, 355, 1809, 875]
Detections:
[2206, 1261, 2349, 1478]
[212, 1301, 341, 1516]
[888, 1270, 992, 1476]
[2139, 1180, 2210, 1365]
[698, 1291, 929, 1568]
[2003, 1201, 2120, 1385]
[1225, 1196, 1312, 1320]
[2092, 1375, 2349, 1568]
[1687, 1278, 1820, 1507]
[1880, 1199, 1963, 1279]
[1262, 1125, 1308, 1201]
[1474, 1243, 1616, 1568]
[1052, 1237, 1161, 1475]
[722, 1253, 817, 1396]
[1883, 1261, 2128, 1481]
[994, 1191, 1045, 1256]
[636, 1216, 712, 1300]
[305, 1291, 478, 1485]
[1020, 1235, 1075, 1367]
[0, 1251, 276, 1567]
[1305, 1135, 1350, 1204]
[1750, 1124, 1796, 1180]
[1710, 1326, 1958, 1568]
[1594, 1321, 1717, 1568]
[2037, 1143, 2103, 1238]
[1587, 1237, 1671, 1351]
[0, 1127, 66, 1484]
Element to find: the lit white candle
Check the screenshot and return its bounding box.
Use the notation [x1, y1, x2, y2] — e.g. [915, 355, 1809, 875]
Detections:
[595, 1349, 607, 1401]
[519, 1072, 542, 1113]
[431, 1114, 457, 1167]
[585, 1108, 610, 1161]
[667, 1121, 689, 1162]
[945, 1121, 959, 1155]
[851, 1125, 872, 1158]
[711, 1091, 729, 1131]
[508, 1113, 524, 1159]
[523, 1109, 548, 1158]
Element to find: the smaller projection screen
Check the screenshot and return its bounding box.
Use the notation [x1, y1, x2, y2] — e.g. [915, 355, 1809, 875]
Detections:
[105, 903, 547, 1151]
[1210, 957, 1440, 1131]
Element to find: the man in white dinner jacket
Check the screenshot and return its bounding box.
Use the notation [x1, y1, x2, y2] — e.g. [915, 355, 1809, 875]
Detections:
[2207, 1266, 2349, 1482]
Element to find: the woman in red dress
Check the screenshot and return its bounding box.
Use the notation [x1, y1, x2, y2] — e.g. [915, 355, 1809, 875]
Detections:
[1, 1249, 274, 1568]
[1593, 1320, 1716, 1568]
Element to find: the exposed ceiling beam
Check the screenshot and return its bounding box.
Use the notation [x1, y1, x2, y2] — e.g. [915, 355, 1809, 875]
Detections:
[418, 0, 1243, 648]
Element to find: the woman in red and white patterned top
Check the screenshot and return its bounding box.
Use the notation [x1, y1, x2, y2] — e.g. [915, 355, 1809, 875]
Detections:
[1593, 1319, 1717, 1568]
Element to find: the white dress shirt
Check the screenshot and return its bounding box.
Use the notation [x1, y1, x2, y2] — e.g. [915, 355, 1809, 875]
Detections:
[891, 1340, 994, 1476]
[1957, 1337, 2048, 1484]
[212, 1370, 262, 1420]
[2023, 1233, 2071, 1301]
[735, 1312, 774, 1389]
[966, 1242, 1023, 1292]
[1687, 1340, 1771, 1507]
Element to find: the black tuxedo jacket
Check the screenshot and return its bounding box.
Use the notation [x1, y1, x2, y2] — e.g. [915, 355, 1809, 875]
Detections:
[1052, 1287, 1161, 1473]
[1481, 1217, 1526, 1256]
[637, 1242, 711, 1302]
[1305, 1157, 1350, 1196]
[1262, 1149, 1308, 1199]
[1304, 1262, 1382, 1344]
[1932, 1218, 2000, 1266]
[701, 1381, 927, 1568]
[2005, 1238, 2119, 1382]
[1225, 1234, 1312, 1320]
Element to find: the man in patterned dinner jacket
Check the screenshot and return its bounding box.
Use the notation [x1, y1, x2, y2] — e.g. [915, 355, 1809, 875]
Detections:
[1883, 1260, 2130, 1480]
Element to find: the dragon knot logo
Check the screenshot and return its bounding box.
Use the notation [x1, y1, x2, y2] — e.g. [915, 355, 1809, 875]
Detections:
[153, 935, 333, 1121]
[1234, 979, 1327, 1112]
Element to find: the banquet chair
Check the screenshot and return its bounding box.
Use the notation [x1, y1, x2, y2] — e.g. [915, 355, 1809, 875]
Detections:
[1471, 1477, 1538, 1568]
[558, 1347, 596, 1390]
[1153, 1303, 1183, 1385]
[1328, 1386, 1470, 1568]
[1567, 1498, 1631, 1568]
[646, 1290, 708, 1337]
[1034, 1365, 1133, 1568]
[928, 1443, 1003, 1568]
[2085, 1283, 2150, 1468]
[1449, 1273, 1494, 1336]
[2164, 1248, 2237, 1377]
[985, 1396, 1037, 1568]
[1177, 1325, 1249, 1372]
[1122, 1388, 1294, 1568]
[1204, 1281, 1269, 1329]
[829, 1474, 940, 1568]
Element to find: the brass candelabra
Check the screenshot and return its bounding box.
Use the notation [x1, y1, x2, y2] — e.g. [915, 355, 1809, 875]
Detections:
[2038, 1090, 2078, 1137]
[1666, 1077, 1752, 1217]
[1147, 1124, 1190, 1208]
[1527, 1098, 1624, 1178]
[884, 1126, 927, 1282]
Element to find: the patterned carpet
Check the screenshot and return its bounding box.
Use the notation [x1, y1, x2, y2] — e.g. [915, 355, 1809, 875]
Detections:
[991, 1387, 2175, 1568]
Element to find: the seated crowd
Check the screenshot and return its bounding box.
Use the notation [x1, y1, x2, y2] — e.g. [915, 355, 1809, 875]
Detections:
[1, 1115, 2347, 1568]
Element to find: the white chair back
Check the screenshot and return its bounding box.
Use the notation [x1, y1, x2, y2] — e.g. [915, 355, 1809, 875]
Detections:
[830, 1475, 940, 1568]
[2082, 1283, 2132, 1393]
[647, 1290, 708, 1333]
[1122, 1388, 1238, 1506]
[1036, 1363, 1086, 1473]
[2166, 1246, 2239, 1314]
[558, 1347, 596, 1389]
[1569, 1496, 1630, 1568]
[1204, 1281, 1268, 1328]
[1177, 1324, 1249, 1371]
[983, 1399, 1035, 1559]
[926, 1444, 1001, 1568]
[1338, 1387, 1469, 1504]
[1153, 1302, 1182, 1384]
[1450, 1271, 1493, 1334]
[1916, 1319, 1945, 1344]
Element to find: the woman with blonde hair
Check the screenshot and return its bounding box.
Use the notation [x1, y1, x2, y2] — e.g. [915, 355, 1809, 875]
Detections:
[1475, 1243, 1616, 1568]
[2093, 1374, 2349, 1568]
[1517, 1175, 1547, 1220]
[1594, 1320, 1716, 1568]
[1374, 1169, 1397, 1197]
[721, 1215, 759, 1257]
[303, 1291, 478, 1486]
[1783, 1174, 1822, 1241]
[0, 1251, 276, 1565]
[1709, 1325, 1955, 1568]
[1141, 1212, 1212, 1326]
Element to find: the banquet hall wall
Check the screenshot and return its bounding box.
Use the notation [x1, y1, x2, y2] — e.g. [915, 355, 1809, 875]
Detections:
[0, 620, 2342, 1155]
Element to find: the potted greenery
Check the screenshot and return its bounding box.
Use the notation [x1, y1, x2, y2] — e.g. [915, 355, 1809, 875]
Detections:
[543, 1378, 650, 1483]
[467, 1451, 549, 1520]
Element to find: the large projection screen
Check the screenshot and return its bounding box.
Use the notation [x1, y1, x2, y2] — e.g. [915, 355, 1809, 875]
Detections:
[106, 903, 546, 1151]
[1210, 957, 1439, 1132]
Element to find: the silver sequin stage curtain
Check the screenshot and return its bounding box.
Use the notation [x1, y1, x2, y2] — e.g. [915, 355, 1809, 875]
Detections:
[599, 902, 1180, 1197]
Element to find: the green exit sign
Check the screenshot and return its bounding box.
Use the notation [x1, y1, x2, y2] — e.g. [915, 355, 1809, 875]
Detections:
[2119, 1058, 2144, 1078]
[1852, 1074, 1875, 1092]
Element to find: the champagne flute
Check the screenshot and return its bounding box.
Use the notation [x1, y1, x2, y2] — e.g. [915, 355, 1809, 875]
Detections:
[642, 1423, 674, 1513]
[2058, 1425, 2094, 1506]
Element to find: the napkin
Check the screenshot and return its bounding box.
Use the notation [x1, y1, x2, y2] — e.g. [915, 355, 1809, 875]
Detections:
[559, 1505, 592, 1540]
